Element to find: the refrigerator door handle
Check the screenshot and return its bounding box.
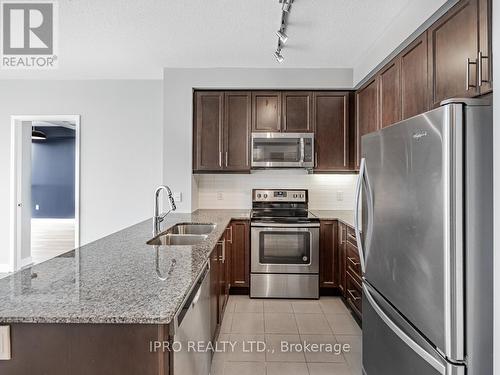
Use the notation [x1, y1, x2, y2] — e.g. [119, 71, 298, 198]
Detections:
[354, 158, 367, 273]
[363, 283, 447, 374]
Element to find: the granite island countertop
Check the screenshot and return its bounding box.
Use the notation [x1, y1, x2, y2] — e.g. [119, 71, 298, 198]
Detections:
[0, 209, 249, 325]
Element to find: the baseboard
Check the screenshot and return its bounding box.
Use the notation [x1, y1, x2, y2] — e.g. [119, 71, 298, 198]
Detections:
[20, 256, 33, 269]
[0, 264, 12, 273]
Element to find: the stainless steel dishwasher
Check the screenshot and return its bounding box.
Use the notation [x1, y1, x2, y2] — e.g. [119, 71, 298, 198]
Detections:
[172, 262, 212, 375]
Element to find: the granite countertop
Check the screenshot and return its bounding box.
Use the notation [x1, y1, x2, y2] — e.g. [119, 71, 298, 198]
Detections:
[0, 209, 250, 325]
[309, 210, 355, 228]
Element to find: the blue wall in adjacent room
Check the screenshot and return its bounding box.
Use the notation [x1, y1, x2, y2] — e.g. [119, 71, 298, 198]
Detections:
[31, 127, 76, 218]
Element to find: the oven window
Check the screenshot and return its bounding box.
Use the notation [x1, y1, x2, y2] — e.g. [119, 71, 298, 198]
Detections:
[259, 231, 311, 264]
[253, 138, 301, 163]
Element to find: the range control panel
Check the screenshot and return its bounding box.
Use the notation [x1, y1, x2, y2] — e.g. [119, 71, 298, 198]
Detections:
[252, 189, 308, 203]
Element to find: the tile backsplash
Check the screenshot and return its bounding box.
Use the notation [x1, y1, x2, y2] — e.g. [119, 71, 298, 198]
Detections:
[194, 172, 358, 210]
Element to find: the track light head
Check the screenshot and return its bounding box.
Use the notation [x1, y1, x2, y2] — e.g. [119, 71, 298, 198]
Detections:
[282, 0, 292, 12]
[274, 50, 284, 63]
[276, 30, 288, 44]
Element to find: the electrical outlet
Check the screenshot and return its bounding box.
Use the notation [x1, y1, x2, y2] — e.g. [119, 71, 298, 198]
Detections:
[336, 191, 344, 201]
[216, 192, 223, 201]
[173, 192, 182, 202]
[0, 326, 11, 360]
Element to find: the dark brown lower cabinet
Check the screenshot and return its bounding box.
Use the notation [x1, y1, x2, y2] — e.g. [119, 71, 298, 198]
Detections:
[229, 220, 250, 289]
[0, 323, 171, 375]
[319, 220, 362, 322]
[319, 220, 338, 288]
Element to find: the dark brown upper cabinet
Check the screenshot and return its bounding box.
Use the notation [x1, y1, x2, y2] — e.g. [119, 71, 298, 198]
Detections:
[400, 33, 429, 120]
[193, 91, 224, 171]
[252, 91, 282, 132]
[378, 59, 401, 128]
[194, 91, 251, 173]
[355, 78, 379, 168]
[478, 0, 492, 95]
[224, 92, 251, 171]
[428, 0, 479, 107]
[313, 92, 350, 172]
[282, 91, 313, 132]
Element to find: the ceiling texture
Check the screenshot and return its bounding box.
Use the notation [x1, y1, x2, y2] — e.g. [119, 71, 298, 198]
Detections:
[0, 0, 448, 81]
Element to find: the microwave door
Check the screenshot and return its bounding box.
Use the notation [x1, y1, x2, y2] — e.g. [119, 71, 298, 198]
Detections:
[251, 133, 314, 168]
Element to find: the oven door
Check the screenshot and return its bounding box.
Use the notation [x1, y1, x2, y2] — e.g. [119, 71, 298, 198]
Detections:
[251, 223, 319, 274]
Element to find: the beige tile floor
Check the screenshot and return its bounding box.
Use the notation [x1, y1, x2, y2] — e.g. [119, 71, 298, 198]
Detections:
[211, 295, 362, 375]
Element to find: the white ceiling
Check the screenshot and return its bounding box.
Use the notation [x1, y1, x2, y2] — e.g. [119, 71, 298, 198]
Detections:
[0, 0, 446, 80]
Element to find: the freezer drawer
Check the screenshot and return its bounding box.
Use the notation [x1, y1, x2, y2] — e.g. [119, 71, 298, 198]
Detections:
[362, 282, 464, 375]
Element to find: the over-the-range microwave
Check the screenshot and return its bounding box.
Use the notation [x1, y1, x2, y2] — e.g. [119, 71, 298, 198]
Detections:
[251, 132, 314, 169]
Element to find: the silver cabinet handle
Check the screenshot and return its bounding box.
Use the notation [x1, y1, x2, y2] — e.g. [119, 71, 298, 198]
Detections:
[218, 240, 225, 263]
[314, 152, 318, 168]
[347, 289, 361, 301]
[219, 151, 222, 167]
[478, 51, 489, 86]
[347, 257, 360, 267]
[466, 58, 477, 91]
[225, 151, 228, 167]
[354, 158, 367, 274]
[227, 226, 233, 243]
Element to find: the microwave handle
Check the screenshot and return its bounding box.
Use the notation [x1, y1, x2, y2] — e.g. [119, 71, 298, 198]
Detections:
[300, 138, 305, 163]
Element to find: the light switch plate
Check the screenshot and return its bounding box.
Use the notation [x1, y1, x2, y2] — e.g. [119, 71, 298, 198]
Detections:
[0, 326, 11, 360]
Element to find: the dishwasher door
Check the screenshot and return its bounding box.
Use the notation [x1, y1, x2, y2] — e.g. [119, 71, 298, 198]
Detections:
[174, 264, 212, 375]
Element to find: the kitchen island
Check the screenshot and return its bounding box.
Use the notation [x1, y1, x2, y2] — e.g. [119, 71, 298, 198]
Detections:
[0, 209, 249, 375]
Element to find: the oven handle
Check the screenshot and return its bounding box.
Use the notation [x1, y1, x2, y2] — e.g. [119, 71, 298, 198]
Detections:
[251, 222, 320, 228]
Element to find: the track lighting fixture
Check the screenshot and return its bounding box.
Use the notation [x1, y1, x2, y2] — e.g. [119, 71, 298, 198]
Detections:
[276, 30, 288, 44]
[274, 50, 284, 63]
[281, 0, 292, 12]
[274, 0, 293, 63]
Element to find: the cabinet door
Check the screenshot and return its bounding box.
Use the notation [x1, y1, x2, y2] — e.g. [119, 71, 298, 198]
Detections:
[319, 220, 338, 288]
[378, 59, 401, 128]
[194, 91, 223, 171]
[230, 220, 250, 288]
[355, 78, 379, 168]
[282, 91, 313, 132]
[428, 0, 479, 107]
[252, 92, 282, 132]
[478, 0, 492, 94]
[209, 247, 220, 340]
[313, 92, 350, 172]
[338, 223, 347, 296]
[400, 33, 429, 120]
[224, 92, 251, 171]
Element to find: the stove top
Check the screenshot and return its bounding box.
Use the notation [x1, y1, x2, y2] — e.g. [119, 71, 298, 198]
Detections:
[251, 189, 318, 223]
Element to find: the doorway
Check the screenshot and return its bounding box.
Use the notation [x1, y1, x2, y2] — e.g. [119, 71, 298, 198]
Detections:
[10, 115, 80, 271]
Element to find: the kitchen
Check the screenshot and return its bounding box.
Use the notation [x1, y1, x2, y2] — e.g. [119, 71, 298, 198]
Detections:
[0, 0, 497, 374]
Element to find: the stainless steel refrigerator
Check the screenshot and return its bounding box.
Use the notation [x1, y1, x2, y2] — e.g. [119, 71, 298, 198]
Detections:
[355, 98, 493, 375]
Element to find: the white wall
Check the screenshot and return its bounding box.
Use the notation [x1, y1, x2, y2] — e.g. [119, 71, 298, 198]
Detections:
[0, 80, 163, 269]
[196, 174, 357, 210]
[163, 68, 354, 212]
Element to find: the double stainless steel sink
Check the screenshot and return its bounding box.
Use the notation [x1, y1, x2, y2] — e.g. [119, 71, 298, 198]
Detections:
[147, 223, 216, 246]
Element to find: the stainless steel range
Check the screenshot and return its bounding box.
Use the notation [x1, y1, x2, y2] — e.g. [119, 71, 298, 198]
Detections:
[250, 189, 319, 299]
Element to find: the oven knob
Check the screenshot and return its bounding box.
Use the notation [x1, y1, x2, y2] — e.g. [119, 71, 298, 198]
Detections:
[263, 194, 268, 198]
[302, 256, 308, 262]
[300, 194, 304, 198]
[257, 193, 261, 198]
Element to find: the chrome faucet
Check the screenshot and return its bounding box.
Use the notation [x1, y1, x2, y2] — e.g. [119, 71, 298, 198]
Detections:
[153, 185, 177, 236]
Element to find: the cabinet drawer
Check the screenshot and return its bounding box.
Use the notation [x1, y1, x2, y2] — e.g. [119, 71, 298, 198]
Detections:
[346, 270, 362, 316]
[346, 241, 361, 280]
[346, 226, 357, 246]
